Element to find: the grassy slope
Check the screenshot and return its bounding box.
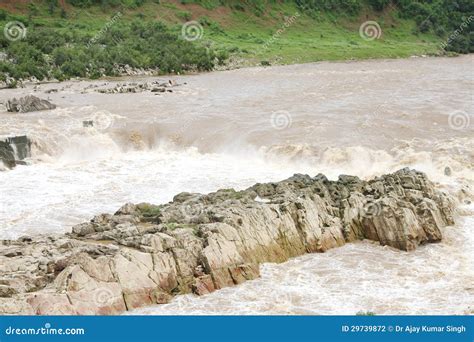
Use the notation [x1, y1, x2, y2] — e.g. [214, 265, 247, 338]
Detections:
[132, 1, 443, 64]
[205, 4, 442, 64]
[1, 0, 444, 68]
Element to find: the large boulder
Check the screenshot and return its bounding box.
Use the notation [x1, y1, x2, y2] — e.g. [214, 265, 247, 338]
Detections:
[6, 95, 56, 113]
[0, 140, 16, 168]
[0, 169, 456, 315]
[0, 135, 31, 169]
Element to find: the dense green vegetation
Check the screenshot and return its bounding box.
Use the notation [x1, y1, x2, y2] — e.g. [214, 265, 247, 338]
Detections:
[0, 0, 472, 85]
[0, 7, 225, 83]
[293, 0, 473, 53]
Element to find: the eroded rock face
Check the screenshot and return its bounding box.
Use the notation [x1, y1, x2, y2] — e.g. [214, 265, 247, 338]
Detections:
[0, 168, 456, 315]
[6, 95, 56, 113]
[0, 136, 31, 169]
[0, 140, 16, 169]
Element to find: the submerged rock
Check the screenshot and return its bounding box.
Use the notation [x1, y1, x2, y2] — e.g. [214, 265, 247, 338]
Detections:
[94, 80, 179, 94]
[0, 168, 456, 314]
[6, 95, 56, 113]
[0, 135, 31, 169]
[83, 120, 94, 128]
[0, 140, 16, 169]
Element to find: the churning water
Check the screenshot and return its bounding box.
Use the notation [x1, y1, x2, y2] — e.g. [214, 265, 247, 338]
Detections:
[1, 56, 473, 314]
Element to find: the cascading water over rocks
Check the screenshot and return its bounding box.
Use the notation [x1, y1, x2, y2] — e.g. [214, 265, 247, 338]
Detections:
[0, 168, 455, 315]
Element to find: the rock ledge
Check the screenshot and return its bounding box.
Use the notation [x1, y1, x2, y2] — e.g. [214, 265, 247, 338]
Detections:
[0, 168, 455, 314]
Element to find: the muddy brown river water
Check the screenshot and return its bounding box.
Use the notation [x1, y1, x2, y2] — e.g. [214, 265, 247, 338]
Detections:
[0, 55, 473, 314]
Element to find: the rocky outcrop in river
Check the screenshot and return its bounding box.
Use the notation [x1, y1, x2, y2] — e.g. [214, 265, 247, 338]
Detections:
[80, 80, 180, 94]
[6, 95, 56, 113]
[0, 168, 455, 315]
[0, 136, 31, 169]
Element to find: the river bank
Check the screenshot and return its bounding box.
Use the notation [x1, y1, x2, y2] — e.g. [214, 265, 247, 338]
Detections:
[3, 0, 470, 86]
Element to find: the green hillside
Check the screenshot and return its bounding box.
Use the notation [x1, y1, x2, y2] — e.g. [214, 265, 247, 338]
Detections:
[0, 0, 472, 85]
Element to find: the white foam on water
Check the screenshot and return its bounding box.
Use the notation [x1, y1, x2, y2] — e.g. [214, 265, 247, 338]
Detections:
[1, 133, 472, 240]
[129, 207, 474, 315]
[0, 140, 320, 239]
[1, 130, 466, 315]
[0, 56, 472, 314]
[261, 138, 474, 187]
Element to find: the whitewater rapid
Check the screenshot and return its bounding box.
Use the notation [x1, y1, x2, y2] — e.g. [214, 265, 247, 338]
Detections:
[130, 212, 474, 315]
[0, 55, 473, 314]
